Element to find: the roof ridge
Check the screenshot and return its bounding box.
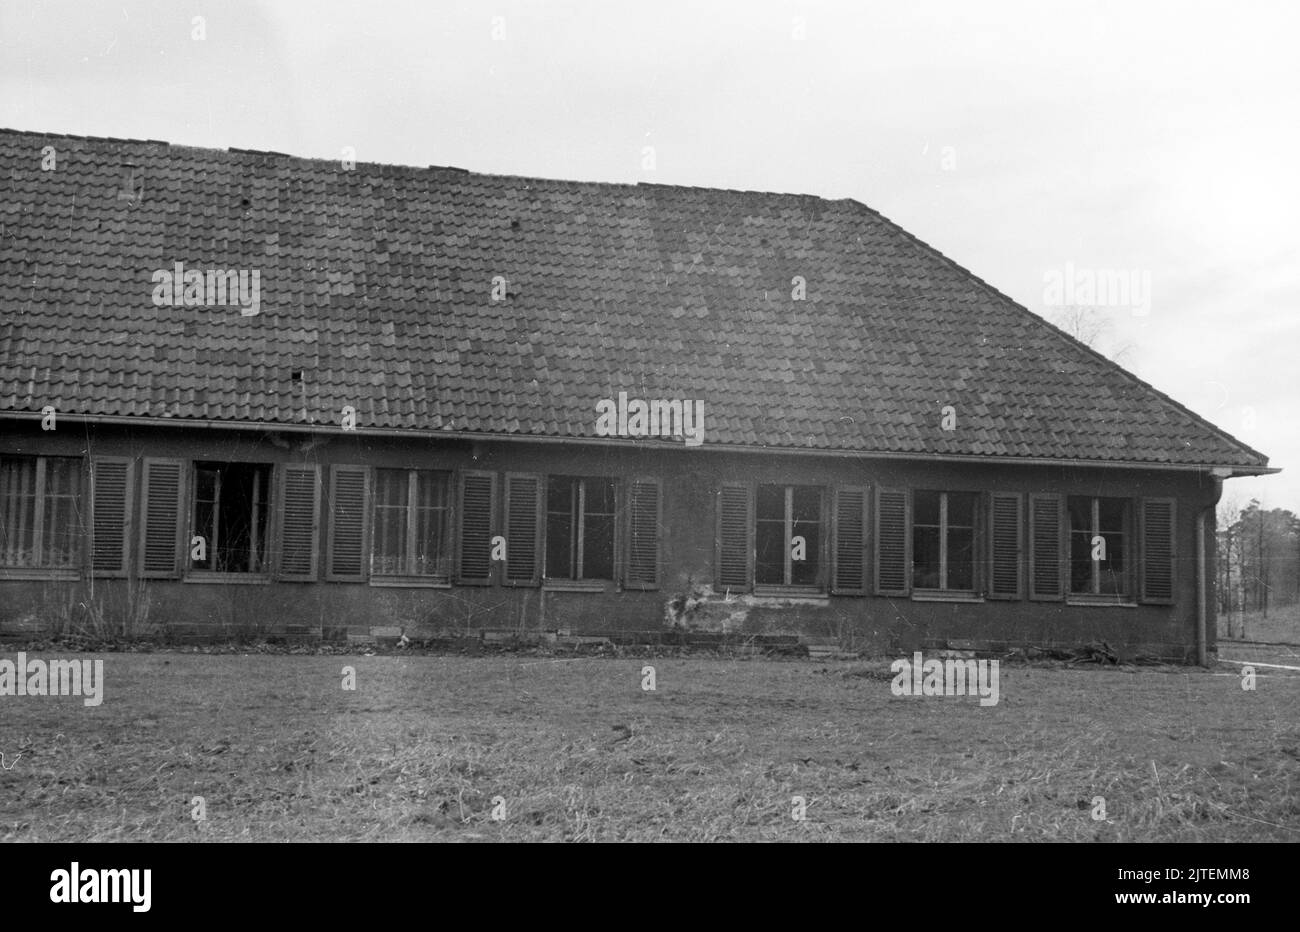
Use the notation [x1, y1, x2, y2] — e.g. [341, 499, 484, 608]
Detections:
[842, 198, 1270, 468]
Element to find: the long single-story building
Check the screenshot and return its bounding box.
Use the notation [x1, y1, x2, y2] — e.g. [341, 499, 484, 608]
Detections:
[0, 128, 1276, 661]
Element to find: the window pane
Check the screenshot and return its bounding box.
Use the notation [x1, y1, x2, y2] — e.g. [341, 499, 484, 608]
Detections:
[791, 516, 820, 586]
[372, 470, 409, 574]
[1067, 497, 1091, 534]
[947, 526, 974, 590]
[913, 525, 941, 589]
[0, 458, 38, 567]
[1098, 498, 1126, 534]
[584, 478, 616, 516]
[583, 512, 615, 579]
[756, 484, 785, 521]
[914, 490, 940, 527]
[1099, 531, 1126, 595]
[946, 491, 976, 528]
[413, 506, 447, 576]
[546, 477, 575, 579]
[791, 486, 821, 523]
[1069, 530, 1093, 593]
[755, 519, 785, 584]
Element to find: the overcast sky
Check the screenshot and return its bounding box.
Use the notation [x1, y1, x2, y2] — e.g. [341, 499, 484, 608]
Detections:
[2, 0, 1296, 512]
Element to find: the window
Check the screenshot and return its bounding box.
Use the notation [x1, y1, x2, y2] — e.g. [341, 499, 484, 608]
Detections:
[1069, 496, 1130, 597]
[372, 469, 451, 578]
[0, 456, 83, 569]
[912, 490, 977, 592]
[546, 476, 616, 580]
[191, 461, 270, 573]
[755, 484, 822, 586]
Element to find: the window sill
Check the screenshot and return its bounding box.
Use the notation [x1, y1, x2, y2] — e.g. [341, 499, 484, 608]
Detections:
[183, 573, 272, 585]
[369, 576, 452, 588]
[542, 579, 612, 593]
[0, 567, 81, 581]
[911, 590, 985, 604]
[752, 586, 828, 601]
[1065, 597, 1137, 608]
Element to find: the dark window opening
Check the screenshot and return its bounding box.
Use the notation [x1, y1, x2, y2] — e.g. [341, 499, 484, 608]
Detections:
[192, 462, 270, 573]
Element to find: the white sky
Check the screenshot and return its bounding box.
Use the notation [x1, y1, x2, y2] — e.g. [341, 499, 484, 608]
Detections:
[2, 0, 1296, 509]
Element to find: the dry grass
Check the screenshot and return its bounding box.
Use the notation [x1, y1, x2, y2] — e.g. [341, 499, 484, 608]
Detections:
[1219, 604, 1300, 644]
[1, 652, 1297, 841]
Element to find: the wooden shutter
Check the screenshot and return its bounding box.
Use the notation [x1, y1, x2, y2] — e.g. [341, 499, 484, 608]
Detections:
[1028, 493, 1063, 600]
[91, 456, 134, 577]
[874, 488, 909, 596]
[832, 485, 868, 595]
[716, 484, 752, 591]
[276, 464, 321, 580]
[457, 470, 496, 585]
[625, 477, 661, 590]
[988, 492, 1023, 599]
[503, 473, 542, 586]
[139, 458, 185, 577]
[1140, 497, 1176, 604]
[326, 465, 370, 581]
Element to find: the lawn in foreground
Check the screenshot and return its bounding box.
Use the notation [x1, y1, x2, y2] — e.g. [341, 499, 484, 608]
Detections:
[1, 651, 1297, 842]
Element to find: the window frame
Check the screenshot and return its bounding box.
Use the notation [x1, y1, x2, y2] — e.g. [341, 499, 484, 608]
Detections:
[543, 474, 619, 588]
[1067, 494, 1134, 603]
[369, 467, 453, 584]
[184, 459, 275, 582]
[752, 482, 827, 595]
[911, 489, 981, 598]
[0, 454, 86, 579]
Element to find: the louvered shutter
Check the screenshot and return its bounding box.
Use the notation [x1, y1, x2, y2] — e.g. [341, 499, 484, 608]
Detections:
[139, 458, 185, 577]
[1028, 493, 1063, 600]
[716, 484, 752, 591]
[874, 488, 909, 596]
[91, 457, 134, 576]
[276, 464, 321, 580]
[326, 465, 370, 581]
[503, 473, 542, 586]
[988, 492, 1023, 599]
[625, 478, 661, 589]
[832, 486, 867, 595]
[457, 470, 496, 585]
[1140, 498, 1176, 604]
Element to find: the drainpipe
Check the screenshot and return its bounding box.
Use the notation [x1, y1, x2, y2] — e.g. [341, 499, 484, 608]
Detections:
[1198, 469, 1230, 666]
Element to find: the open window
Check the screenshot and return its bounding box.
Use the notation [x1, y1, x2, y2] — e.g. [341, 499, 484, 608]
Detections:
[0, 455, 84, 573]
[190, 461, 271, 574]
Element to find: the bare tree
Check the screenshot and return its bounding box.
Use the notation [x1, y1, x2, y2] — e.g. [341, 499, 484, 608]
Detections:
[1049, 305, 1135, 366]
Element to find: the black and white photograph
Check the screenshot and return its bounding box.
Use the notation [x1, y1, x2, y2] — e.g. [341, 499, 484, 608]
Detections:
[0, 0, 1294, 901]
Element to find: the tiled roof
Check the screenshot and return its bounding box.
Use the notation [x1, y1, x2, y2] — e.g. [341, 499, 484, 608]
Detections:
[0, 128, 1269, 470]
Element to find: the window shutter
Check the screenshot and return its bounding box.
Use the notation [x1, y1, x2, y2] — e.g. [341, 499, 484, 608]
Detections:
[139, 458, 185, 577]
[988, 492, 1023, 599]
[625, 477, 661, 590]
[276, 464, 321, 580]
[1140, 497, 1176, 604]
[1028, 493, 1063, 600]
[503, 473, 542, 586]
[91, 456, 134, 577]
[326, 465, 370, 582]
[874, 487, 909, 596]
[716, 484, 752, 591]
[832, 485, 868, 595]
[457, 470, 497, 585]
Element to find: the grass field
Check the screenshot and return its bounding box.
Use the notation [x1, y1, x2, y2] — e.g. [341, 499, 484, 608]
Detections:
[2, 650, 1298, 842]
[1218, 603, 1300, 644]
